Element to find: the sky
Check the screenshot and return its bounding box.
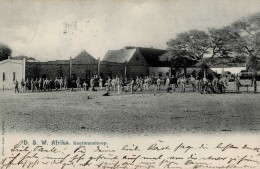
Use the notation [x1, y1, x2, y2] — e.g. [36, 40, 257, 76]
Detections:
[1, 0, 260, 61]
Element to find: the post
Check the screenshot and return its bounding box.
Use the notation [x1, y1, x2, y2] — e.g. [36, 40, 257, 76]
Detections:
[23, 58, 27, 80]
[69, 57, 72, 79]
[124, 61, 127, 78]
[98, 57, 101, 76]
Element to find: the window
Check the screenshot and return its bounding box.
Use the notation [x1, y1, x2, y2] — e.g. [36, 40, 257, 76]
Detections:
[166, 72, 169, 77]
[3, 72, 5, 81]
[13, 72, 16, 81]
[136, 57, 139, 61]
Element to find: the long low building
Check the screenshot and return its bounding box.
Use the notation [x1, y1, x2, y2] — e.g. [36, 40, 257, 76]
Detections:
[0, 47, 172, 89]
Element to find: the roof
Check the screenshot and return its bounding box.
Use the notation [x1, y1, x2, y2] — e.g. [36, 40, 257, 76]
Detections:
[0, 59, 23, 65]
[72, 50, 97, 64]
[102, 49, 136, 63]
[103, 47, 169, 66]
[136, 47, 168, 67]
[36, 60, 70, 65]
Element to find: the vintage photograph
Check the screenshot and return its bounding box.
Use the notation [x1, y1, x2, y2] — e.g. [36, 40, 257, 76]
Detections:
[0, 0, 259, 169]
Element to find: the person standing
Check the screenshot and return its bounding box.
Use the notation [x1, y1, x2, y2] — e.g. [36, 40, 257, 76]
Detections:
[130, 78, 134, 94]
[235, 76, 241, 94]
[30, 78, 35, 92]
[54, 77, 59, 90]
[43, 78, 47, 91]
[49, 79, 54, 91]
[139, 77, 143, 91]
[135, 76, 141, 92]
[117, 77, 122, 94]
[195, 76, 200, 93]
[173, 75, 178, 92]
[181, 76, 187, 92]
[190, 75, 196, 92]
[105, 80, 109, 91]
[156, 77, 161, 91]
[166, 76, 170, 92]
[64, 77, 68, 90]
[83, 81, 87, 91]
[221, 75, 228, 93]
[202, 77, 209, 94]
[14, 79, 19, 93]
[212, 75, 219, 93]
[39, 78, 43, 91]
[25, 78, 30, 92]
[20, 79, 25, 93]
[59, 77, 64, 90]
[90, 77, 94, 91]
[111, 77, 116, 91]
[76, 77, 81, 90]
[144, 76, 149, 91]
[35, 78, 39, 92]
[98, 76, 103, 90]
[170, 75, 174, 92]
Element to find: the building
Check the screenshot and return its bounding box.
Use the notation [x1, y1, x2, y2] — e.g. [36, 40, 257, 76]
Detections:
[26, 50, 99, 81]
[0, 59, 26, 90]
[102, 46, 169, 78]
[0, 47, 171, 90]
[0, 50, 99, 89]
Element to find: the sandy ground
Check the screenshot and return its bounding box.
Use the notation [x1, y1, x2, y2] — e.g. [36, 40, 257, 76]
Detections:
[0, 83, 259, 136]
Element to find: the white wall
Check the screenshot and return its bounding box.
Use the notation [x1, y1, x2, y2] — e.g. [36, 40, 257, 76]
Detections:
[0, 60, 25, 90]
[149, 67, 171, 77]
[210, 67, 246, 75]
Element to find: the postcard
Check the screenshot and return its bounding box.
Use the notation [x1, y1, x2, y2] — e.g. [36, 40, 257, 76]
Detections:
[0, 0, 259, 168]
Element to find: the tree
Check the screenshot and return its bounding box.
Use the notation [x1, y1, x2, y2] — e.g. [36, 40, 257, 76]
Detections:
[229, 13, 260, 92]
[167, 30, 211, 60]
[159, 50, 197, 76]
[196, 59, 209, 78]
[230, 13, 260, 75]
[208, 27, 239, 58]
[0, 44, 12, 61]
[164, 30, 211, 76]
[11, 55, 36, 60]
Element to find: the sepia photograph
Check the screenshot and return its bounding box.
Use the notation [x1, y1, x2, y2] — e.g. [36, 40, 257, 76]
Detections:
[0, 0, 259, 169]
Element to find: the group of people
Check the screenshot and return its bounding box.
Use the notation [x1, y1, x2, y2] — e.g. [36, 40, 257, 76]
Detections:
[13, 74, 257, 94]
[14, 77, 69, 93]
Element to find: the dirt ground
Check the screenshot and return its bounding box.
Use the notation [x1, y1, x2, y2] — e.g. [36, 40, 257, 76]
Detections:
[0, 83, 259, 136]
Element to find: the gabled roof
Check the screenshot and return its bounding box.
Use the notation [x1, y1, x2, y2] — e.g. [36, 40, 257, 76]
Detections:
[136, 47, 168, 67]
[102, 49, 136, 63]
[73, 50, 97, 64]
[102, 47, 169, 66]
